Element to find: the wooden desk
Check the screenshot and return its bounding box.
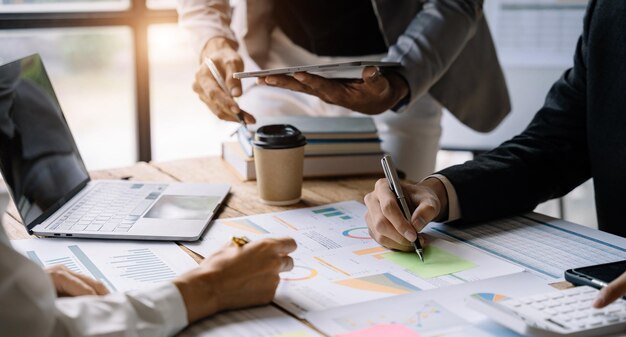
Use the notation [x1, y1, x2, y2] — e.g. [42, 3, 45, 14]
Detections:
[2, 156, 570, 335]
[4, 157, 381, 243]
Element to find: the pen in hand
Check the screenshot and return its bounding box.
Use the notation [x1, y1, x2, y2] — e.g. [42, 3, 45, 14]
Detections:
[381, 155, 424, 262]
[204, 57, 249, 132]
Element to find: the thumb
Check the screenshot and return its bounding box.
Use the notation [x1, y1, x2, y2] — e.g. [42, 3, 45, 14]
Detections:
[410, 198, 440, 233]
[362, 66, 386, 90]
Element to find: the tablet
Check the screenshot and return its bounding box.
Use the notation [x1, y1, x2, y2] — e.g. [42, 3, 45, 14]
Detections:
[233, 61, 401, 79]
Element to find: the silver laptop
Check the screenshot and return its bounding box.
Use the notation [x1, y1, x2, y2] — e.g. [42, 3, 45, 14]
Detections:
[0, 54, 229, 241]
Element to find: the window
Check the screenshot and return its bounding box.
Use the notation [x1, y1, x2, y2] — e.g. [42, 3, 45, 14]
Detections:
[0, 0, 179, 167]
[149, 24, 233, 162]
[0, 27, 136, 170]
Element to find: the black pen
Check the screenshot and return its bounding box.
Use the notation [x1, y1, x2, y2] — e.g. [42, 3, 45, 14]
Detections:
[381, 155, 424, 262]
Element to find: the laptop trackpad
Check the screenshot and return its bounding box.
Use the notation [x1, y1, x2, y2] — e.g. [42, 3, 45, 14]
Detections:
[144, 195, 220, 220]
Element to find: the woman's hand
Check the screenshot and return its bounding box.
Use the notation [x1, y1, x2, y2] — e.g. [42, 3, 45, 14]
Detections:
[46, 265, 110, 297]
[173, 237, 297, 323]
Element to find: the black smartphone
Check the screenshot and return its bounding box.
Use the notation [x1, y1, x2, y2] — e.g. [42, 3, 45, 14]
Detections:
[565, 260, 626, 289]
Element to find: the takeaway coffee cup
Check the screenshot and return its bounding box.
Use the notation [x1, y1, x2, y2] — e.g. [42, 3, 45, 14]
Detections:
[253, 124, 307, 205]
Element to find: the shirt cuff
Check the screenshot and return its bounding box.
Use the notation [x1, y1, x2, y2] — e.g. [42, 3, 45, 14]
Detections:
[130, 282, 189, 336]
[426, 174, 461, 222]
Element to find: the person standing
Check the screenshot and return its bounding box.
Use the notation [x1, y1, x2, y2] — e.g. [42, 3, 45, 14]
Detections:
[178, 0, 510, 181]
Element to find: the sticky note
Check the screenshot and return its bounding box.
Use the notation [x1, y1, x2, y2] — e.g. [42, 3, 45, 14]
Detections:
[336, 324, 421, 337]
[382, 246, 476, 278]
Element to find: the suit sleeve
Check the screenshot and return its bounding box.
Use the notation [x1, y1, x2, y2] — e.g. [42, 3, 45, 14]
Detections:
[383, 0, 483, 107]
[437, 15, 591, 223]
[176, 0, 237, 55]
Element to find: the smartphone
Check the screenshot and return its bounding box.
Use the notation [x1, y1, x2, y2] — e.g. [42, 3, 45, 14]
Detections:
[565, 260, 626, 289]
[233, 61, 401, 79]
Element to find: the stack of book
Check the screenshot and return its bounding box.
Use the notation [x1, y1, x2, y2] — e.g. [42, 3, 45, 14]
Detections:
[222, 116, 384, 181]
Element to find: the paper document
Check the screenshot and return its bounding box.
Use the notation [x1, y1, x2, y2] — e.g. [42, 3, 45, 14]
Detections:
[430, 214, 626, 280]
[177, 305, 322, 337]
[11, 238, 198, 292]
[184, 201, 524, 317]
[306, 272, 556, 337]
[336, 324, 422, 337]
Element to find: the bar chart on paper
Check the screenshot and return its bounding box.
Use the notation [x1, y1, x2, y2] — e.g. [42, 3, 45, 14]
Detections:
[13, 238, 198, 292]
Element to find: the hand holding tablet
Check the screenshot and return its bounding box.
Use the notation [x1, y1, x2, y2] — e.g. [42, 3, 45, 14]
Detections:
[252, 62, 409, 115]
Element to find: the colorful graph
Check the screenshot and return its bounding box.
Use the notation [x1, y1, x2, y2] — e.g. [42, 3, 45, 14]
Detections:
[223, 219, 269, 234]
[472, 293, 509, 303]
[352, 246, 388, 256]
[342, 227, 371, 240]
[333, 300, 465, 333]
[312, 207, 352, 220]
[281, 266, 318, 281]
[335, 273, 420, 295]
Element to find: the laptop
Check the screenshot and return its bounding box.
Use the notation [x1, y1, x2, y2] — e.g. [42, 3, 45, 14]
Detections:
[0, 54, 230, 241]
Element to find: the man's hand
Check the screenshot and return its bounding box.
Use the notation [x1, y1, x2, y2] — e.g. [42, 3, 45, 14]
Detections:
[364, 178, 448, 251]
[258, 66, 409, 115]
[46, 265, 110, 297]
[193, 37, 255, 123]
[594, 272, 626, 308]
[173, 237, 297, 323]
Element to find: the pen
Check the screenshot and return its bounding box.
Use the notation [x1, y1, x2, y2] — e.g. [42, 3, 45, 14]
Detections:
[204, 57, 249, 132]
[381, 155, 424, 262]
[231, 236, 250, 247]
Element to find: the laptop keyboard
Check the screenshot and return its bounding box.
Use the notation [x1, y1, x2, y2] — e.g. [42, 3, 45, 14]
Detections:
[47, 183, 167, 233]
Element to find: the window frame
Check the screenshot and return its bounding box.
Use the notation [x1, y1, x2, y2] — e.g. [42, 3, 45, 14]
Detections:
[0, 0, 179, 162]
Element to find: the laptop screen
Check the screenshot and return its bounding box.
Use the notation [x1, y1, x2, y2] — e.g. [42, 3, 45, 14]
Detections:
[0, 54, 90, 228]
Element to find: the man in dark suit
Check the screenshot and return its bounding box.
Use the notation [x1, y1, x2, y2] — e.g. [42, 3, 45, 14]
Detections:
[364, 0, 626, 307]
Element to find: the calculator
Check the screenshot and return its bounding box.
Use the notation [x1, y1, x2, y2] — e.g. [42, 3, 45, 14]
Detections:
[467, 286, 626, 337]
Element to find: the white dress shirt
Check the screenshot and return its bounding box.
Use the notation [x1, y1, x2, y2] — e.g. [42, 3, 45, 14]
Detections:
[0, 225, 188, 337]
[427, 174, 462, 222]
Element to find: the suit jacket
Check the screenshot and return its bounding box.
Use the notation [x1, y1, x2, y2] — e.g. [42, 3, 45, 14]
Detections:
[438, 0, 626, 237]
[177, 0, 511, 132]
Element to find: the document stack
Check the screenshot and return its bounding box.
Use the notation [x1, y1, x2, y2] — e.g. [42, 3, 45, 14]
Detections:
[221, 116, 384, 181]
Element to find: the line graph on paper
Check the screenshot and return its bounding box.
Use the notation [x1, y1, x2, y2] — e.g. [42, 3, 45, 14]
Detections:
[332, 300, 465, 333]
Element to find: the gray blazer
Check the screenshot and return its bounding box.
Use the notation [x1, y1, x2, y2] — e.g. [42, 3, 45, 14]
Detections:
[178, 0, 511, 132]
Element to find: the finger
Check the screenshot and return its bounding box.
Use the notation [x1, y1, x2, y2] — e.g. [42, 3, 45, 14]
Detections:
[374, 179, 417, 242]
[368, 228, 412, 251]
[364, 200, 411, 248]
[73, 273, 110, 295]
[264, 74, 315, 95]
[269, 237, 298, 254]
[195, 89, 239, 122]
[239, 108, 256, 124]
[364, 191, 412, 245]
[594, 272, 626, 308]
[367, 210, 411, 246]
[57, 272, 98, 297]
[280, 256, 294, 272]
[221, 57, 244, 97]
[362, 66, 393, 97]
[197, 67, 242, 118]
[410, 197, 440, 232]
[292, 72, 341, 93]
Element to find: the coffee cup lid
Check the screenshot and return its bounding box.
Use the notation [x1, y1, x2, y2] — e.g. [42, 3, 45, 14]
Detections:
[253, 124, 307, 149]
